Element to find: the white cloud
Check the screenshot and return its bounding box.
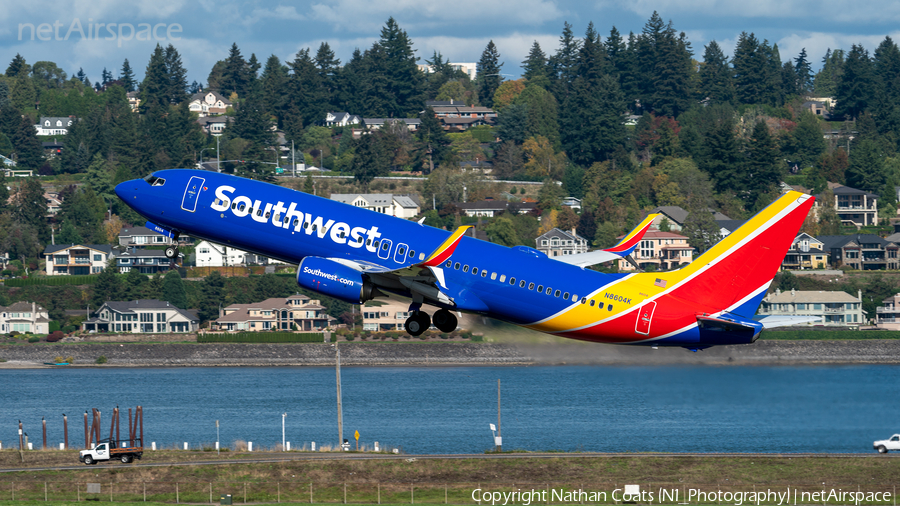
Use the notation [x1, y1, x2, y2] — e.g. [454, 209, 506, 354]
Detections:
[604, 0, 900, 24]
[308, 0, 563, 32]
[777, 31, 900, 65]
[245, 5, 306, 25]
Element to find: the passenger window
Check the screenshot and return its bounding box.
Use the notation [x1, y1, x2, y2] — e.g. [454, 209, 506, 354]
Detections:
[312, 224, 318, 231]
[373, 240, 378, 247]
[454, 262, 461, 269]
[256, 209, 262, 216]
[519, 280, 526, 288]
[510, 277, 516, 285]
[293, 219, 299, 226]
[463, 265, 469, 272]
[284, 216, 290, 223]
[564, 292, 569, 299]
[481, 271, 487, 278]
[490, 273, 497, 280]
[232, 203, 237, 210]
[445, 260, 451, 267]
[499, 275, 506, 282]
[382, 242, 389, 250]
[359, 237, 364, 243]
[410, 250, 415, 257]
[608, 305, 613, 311]
[398, 247, 405, 255]
[472, 267, 478, 275]
[537, 285, 544, 292]
[590, 300, 595, 306]
[340, 231, 346, 238]
[265, 211, 270, 218]
[305, 222, 310, 228]
[572, 293, 578, 301]
[581, 297, 587, 304]
[546, 287, 552, 295]
[419, 253, 425, 260]
[528, 283, 535, 290]
[239, 204, 245, 212]
[366, 239, 371, 245]
[554, 290, 561, 297]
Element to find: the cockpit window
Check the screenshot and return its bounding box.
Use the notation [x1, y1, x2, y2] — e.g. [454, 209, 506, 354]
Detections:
[143, 174, 166, 186]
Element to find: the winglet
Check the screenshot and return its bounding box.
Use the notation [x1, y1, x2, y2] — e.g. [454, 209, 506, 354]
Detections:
[421, 226, 472, 267]
[603, 213, 660, 256]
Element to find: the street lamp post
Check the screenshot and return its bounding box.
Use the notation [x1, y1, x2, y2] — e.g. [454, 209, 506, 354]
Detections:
[282, 413, 286, 451]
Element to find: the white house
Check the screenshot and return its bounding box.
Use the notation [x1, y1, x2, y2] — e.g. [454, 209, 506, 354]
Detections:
[0, 301, 50, 335]
[535, 228, 589, 257]
[82, 299, 199, 333]
[188, 91, 232, 117]
[330, 194, 420, 219]
[43, 244, 113, 276]
[325, 112, 361, 127]
[759, 289, 865, 327]
[195, 240, 268, 266]
[34, 117, 75, 136]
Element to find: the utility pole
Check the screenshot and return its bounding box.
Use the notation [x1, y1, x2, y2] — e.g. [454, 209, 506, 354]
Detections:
[292, 140, 295, 178]
[497, 379, 502, 452]
[335, 343, 343, 448]
[215, 135, 221, 173]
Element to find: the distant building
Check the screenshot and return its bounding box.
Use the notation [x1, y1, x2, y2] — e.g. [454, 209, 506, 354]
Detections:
[82, 299, 199, 333]
[325, 112, 361, 127]
[188, 91, 232, 117]
[330, 194, 421, 219]
[781, 233, 830, 270]
[535, 228, 589, 257]
[361, 118, 421, 131]
[618, 228, 694, 271]
[34, 117, 76, 136]
[648, 206, 731, 232]
[195, 240, 268, 266]
[126, 91, 141, 111]
[815, 183, 879, 228]
[197, 116, 231, 135]
[759, 288, 864, 327]
[210, 295, 334, 332]
[817, 234, 899, 270]
[116, 248, 172, 274]
[418, 62, 478, 80]
[875, 293, 900, 330]
[0, 301, 50, 334]
[43, 244, 113, 276]
[453, 199, 536, 218]
[118, 225, 178, 247]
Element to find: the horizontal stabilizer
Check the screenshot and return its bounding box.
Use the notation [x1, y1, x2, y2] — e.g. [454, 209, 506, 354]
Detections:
[755, 315, 823, 328]
[554, 214, 660, 267]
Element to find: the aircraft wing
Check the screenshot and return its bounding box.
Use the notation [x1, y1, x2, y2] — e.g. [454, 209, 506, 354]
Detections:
[554, 214, 660, 267]
[755, 315, 822, 328]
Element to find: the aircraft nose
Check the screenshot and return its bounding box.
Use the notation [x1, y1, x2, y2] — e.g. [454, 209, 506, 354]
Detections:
[115, 179, 136, 201]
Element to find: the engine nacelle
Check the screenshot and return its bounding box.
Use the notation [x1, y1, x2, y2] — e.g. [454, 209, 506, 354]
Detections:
[296, 257, 380, 304]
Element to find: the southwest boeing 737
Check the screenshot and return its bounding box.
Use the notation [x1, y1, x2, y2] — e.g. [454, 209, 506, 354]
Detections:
[115, 169, 815, 350]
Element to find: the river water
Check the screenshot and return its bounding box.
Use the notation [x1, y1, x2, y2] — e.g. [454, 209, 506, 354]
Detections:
[1, 365, 897, 454]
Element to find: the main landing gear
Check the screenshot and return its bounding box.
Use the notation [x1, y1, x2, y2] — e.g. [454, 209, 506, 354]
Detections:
[403, 307, 458, 336]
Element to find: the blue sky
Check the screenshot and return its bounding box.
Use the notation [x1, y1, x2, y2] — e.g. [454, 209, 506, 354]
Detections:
[2, 0, 898, 87]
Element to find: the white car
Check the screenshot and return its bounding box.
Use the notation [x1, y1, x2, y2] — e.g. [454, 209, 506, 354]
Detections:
[873, 434, 900, 453]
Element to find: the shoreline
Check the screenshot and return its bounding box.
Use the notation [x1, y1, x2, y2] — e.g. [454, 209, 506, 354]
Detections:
[2, 340, 900, 368]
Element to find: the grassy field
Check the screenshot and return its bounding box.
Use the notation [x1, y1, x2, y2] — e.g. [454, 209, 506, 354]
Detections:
[1, 450, 899, 504]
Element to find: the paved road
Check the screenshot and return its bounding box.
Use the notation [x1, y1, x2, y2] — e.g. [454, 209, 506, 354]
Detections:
[1, 452, 895, 473]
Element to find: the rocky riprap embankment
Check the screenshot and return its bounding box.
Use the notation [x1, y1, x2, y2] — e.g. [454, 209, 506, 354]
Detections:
[1, 340, 900, 368]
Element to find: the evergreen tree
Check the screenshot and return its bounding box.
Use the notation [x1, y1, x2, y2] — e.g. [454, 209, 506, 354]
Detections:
[161, 270, 188, 309]
[101, 68, 112, 86]
[0, 172, 8, 214]
[247, 53, 261, 81]
[76, 67, 86, 83]
[846, 139, 885, 192]
[92, 261, 123, 309]
[119, 59, 136, 92]
[11, 177, 50, 243]
[477, 40, 503, 107]
[0, 81, 9, 109]
[496, 103, 529, 144]
[605, 26, 627, 80]
[548, 22, 580, 102]
[6, 54, 29, 77]
[417, 107, 451, 172]
[57, 219, 83, 244]
[814, 49, 844, 97]
[220, 43, 250, 98]
[376, 18, 426, 117]
[260, 54, 289, 125]
[834, 44, 874, 120]
[872, 37, 900, 138]
[577, 22, 606, 82]
[682, 201, 721, 253]
[794, 47, 814, 94]
[199, 271, 226, 322]
[732, 32, 766, 105]
[286, 48, 326, 131]
[9, 72, 36, 112]
[781, 60, 800, 97]
[139, 44, 170, 111]
[350, 131, 391, 189]
[522, 41, 548, 81]
[787, 111, 826, 169]
[644, 16, 694, 116]
[699, 41, 734, 104]
[744, 121, 783, 209]
[561, 74, 626, 166]
[12, 115, 43, 169]
[165, 44, 189, 104]
[315, 42, 340, 110]
[123, 268, 147, 301]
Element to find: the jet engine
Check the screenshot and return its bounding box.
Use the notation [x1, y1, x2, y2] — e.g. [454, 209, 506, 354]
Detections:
[296, 257, 381, 304]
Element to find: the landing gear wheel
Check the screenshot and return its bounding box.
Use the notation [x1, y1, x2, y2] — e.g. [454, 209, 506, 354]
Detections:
[121, 454, 133, 463]
[404, 312, 431, 336]
[83, 455, 93, 465]
[432, 309, 458, 333]
[164, 246, 178, 259]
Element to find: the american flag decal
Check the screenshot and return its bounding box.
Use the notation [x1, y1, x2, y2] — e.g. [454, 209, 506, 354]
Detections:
[654, 278, 667, 288]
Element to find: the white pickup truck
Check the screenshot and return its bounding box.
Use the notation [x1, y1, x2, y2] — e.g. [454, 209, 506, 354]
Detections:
[873, 434, 900, 453]
[79, 438, 143, 464]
